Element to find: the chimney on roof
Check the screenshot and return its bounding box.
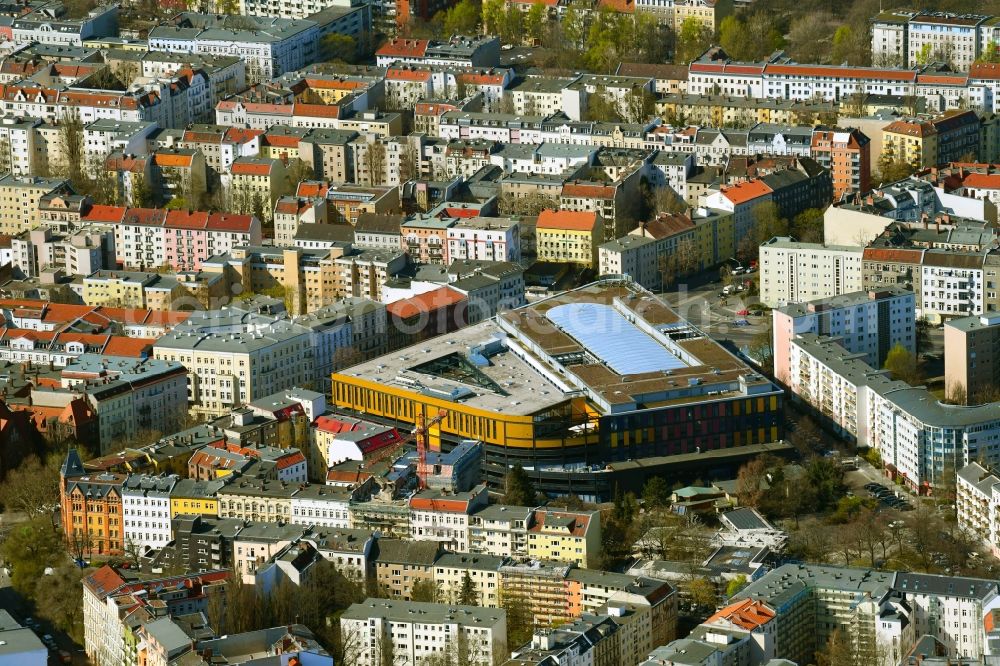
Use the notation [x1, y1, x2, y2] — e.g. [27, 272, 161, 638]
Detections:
[922, 212, 929, 229]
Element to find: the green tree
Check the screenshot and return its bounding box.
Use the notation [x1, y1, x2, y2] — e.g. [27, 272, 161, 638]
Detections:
[877, 159, 916, 184]
[0, 455, 61, 518]
[524, 1, 546, 44]
[883, 342, 922, 385]
[443, 0, 480, 36]
[725, 574, 747, 598]
[320, 33, 357, 63]
[410, 578, 438, 602]
[560, 0, 587, 50]
[34, 565, 86, 644]
[503, 464, 538, 506]
[481, 0, 504, 35]
[915, 43, 933, 66]
[499, 6, 524, 44]
[458, 571, 477, 606]
[0, 517, 65, 597]
[718, 15, 750, 60]
[831, 25, 854, 64]
[806, 457, 845, 512]
[749, 201, 789, 254]
[978, 42, 1000, 64]
[686, 577, 718, 610]
[642, 476, 671, 509]
[499, 585, 534, 647]
[675, 16, 712, 64]
[791, 208, 824, 243]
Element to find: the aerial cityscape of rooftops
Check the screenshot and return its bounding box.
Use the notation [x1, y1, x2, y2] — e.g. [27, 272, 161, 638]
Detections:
[11, 0, 1000, 663]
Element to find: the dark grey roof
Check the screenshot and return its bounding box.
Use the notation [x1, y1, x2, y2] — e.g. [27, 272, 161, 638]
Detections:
[293, 223, 354, 243]
[371, 538, 441, 566]
[355, 212, 404, 235]
[893, 573, 997, 599]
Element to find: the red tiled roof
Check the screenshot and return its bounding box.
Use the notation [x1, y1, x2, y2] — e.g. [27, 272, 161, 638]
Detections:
[297, 181, 330, 198]
[292, 103, 341, 119]
[527, 510, 590, 536]
[81, 205, 127, 224]
[275, 450, 305, 470]
[764, 64, 917, 82]
[154, 152, 194, 168]
[387, 286, 466, 320]
[386, 68, 432, 82]
[719, 179, 773, 205]
[862, 247, 924, 263]
[562, 183, 615, 199]
[206, 213, 255, 232]
[970, 62, 1000, 80]
[377, 38, 429, 58]
[231, 161, 275, 177]
[165, 210, 209, 230]
[536, 209, 599, 231]
[409, 496, 471, 512]
[962, 173, 1000, 190]
[103, 337, 155, 357]
[708, 599, 776, 631]
[223, 127, 263, 144]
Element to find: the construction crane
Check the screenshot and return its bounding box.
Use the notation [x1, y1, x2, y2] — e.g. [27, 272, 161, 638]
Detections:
[364, 409, 448, 489]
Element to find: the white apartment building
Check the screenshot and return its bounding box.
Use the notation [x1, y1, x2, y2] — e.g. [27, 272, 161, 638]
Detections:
[445, 216, 520, 263]
[787, 333, 1000, 493]
[759, 237, 864, 308]
[340, 599, 507, 666]
[871, 11, 914, 67]
[148, 13, 320, 82]
[61, 355, 190, 455]
[407, 485, 488, 553]
[772, 288, 916, 387]
[957, 462, 999, 555]
[871, 11, 992, 71]
[122, 475, 178, 553]
[433, 552, 506, 607]
[468, 504, 532, 558]
[153, 306, 314, 417]
[920, 252, 986, 322]
[289, 484, 354, 529]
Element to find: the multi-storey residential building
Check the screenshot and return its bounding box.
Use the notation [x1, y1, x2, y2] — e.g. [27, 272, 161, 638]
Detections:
[179, 125, 262, 177]
[956, 462, 999, 555]
[11, 226, 115, 279]
[872, 10, 998, 71]
[110, 208, 262, 272]
[535, 209, 603, 268]
[273, 196, 327, 247]
[82, 566, 228, 666]
[122, 474, 178, 553]
[288, 484, 358, 529]
[60, 449, 125, 556]
[400, 214, 454, 264]
[0, 175, 69, 234]
[599, 208, 735, 291]
[370, 539, 441, 599]
[149, 13, 322, 82]
[152, 305, 312, 417]
[311, 413, 403, 472]
[11, 3, 118, 46]
[445, 216, 520, 263]
[944, 314, 1000, 404]
[759, 237, 864, 308]
[772, 288, 916, 387]
[787, 333, 1000, 491]
[374, 36, 501, 68]
[407, 485, 488, 553]
[217, 477, 296, 524]
[882, 111, 982, 170]
[61, 354, 190, 455]
[810, 128, 871, 200]
[169, 478, 226, 517]
[340, 599, 507, 666]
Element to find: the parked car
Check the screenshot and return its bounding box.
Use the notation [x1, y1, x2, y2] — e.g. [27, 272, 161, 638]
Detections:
[733, 319, 750, 327]
[737, 309, 749, 315]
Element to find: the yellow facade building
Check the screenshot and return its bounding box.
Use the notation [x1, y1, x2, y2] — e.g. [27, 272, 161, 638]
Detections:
[535, 209, 604, 268]
[169, 478, 224, 517]
[331, 280, 784, 501]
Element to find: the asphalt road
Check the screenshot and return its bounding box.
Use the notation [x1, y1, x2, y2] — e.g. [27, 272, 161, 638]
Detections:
[659, 271, 768, 351]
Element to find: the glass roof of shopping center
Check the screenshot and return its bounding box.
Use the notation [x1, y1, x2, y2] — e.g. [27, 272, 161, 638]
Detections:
[545, 302, 689, 376]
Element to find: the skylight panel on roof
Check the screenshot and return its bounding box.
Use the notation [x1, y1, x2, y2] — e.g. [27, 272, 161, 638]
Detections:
[545, 302, 688, 376]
